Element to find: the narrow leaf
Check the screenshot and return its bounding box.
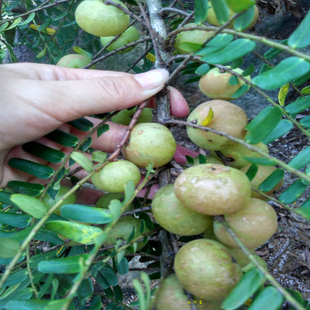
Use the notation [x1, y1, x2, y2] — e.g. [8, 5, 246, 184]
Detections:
[288, 10, 310, 49]
[185, 76, 201, 84]
[0, 22, 9, 32]
[285, 96, 310, 114]
[300, 115, 310, 128]
[233, 5, 255, 31]
[20, 13, 36, 26]
[97, 124, 109, 138]
[45, 129, 79, 147]
[242, 157, 277, 166]
[279, 179, 307, 204]
[264, 39, 288, 60]
[6, 17, 22, 30]
[70, 152, 93, 172]
[242, 63, 255, 76]
[194, 0, 208, 24]
[248, 286, 284, 310]
[245, 163, 258, 181]
[0, 212, 31, 228]
[231, 84, 250, 99]
[259, 64, 272, 74]
[258, 169, 284, 192]
[88, 295, 102, 310]
[195, 63, 210, 75]
[296, 197, 310, 221]
[7, 181, 44, 196]
[73, 46, 92, 58]
[210, 0, 229, 25]
[278, 84, 290, 106]
[288, 146, 310, 170]
[0, 237, 20, 258]
[2, 270, 28, 287]
[301, 85, 310, 95]
[36, 47, 46, 59]
[117, 257, 129, 275]
[67, 117, 94, 132]
[293, 71, 310, 86]
[262, 119, 293, 145]
[79, 137, 92, 152]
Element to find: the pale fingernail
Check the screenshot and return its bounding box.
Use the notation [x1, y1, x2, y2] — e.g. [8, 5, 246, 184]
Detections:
[134, 69, 169, 90]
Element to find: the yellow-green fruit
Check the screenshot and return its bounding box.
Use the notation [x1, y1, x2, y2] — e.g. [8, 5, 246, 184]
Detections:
[186, 100, 248, 151]
[174, 239, 242, 301]
[152, 184, 213, 236]
[240, 165, 284, 200]
[199, 67, 251, 100]
[103, 216, 149, 251]
[91, 160, 141, 193]
[214, 198, 278, 248]
[174, 23, 214, 54]
[75, 0, 130, 37]
[43, 185, 76, 215]
[122, 123, 177, 168]
[96, 193, 134, 212]
[100, 26, 140, 54]
[56, 54, 92, 68]
[112, 107, 152, 125]
[227, 247, 255, 268]
[214, 142, 269, 169]
[174, 164, 251, 215]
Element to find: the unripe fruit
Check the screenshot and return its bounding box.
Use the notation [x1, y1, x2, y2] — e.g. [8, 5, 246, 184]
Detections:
[240, 164, 284, 200]
[199, 67, 251, 100]
[100, 26, 140, 54]
[123, 123, 177, 168]
[75, 0, 130, 37]
[112, 107, 152, 125]
[43, 185, 76, 215]
[96, 193, 134, 212]
[174, 164, 251, 215]
[174, 239, 242, 301]
[91, 160, 141, 193]
[186, 100, 248, 151]
[214, 198, 278, 248]
[56, 54, 92, 68]
[152, 184, 213, 236]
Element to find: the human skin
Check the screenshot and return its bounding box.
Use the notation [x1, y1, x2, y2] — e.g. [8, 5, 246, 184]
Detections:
[0, 64, 190, 200]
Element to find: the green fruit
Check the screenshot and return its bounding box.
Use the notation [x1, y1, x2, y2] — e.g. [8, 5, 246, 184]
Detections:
[227, 247, 255, 268]
[174, 164, 251, 215]
[174, 23, 214, 54]
[75, 0, 130, 37]
[112, 107, 152, 126]
[100, 26, 140, 54]
[122, 123, 177, 168]
[152, 184, 213, 236]
[96, 193, 134, 212]
[214, 198, 278, 248]
[186, 100, 248, 151]
[43, 185, 76, 215]
[174, 239, 242, 301]
[199, 67, 251, 100]
[91, 160, 141, 193]
[103, 216, 149, 251]
[56, 54, 93, 68]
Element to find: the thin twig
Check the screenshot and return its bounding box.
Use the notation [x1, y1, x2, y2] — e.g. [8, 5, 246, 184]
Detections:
[126, 45, 154, 73]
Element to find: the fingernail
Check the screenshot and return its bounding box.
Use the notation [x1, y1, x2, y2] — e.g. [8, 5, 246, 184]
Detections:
[134, 69, 169, 90]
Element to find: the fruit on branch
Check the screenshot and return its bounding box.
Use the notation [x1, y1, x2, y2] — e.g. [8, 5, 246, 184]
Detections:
[152, 184, 213, 236]
[174, 23, 214, 54]
[122, 123, 177, 168]
[174, 239, 242, 301]
[111, 107, 152, 125]
[240, 164, 284, 200]
[174, 164, 251, 215]
[91, 160, 141, 193]
[75, 0, 130, 37]
[213, 198, 278, 248]
[100, 26, 140, 54]
[96, 192, 134, 212]
[186, 100, 248, 151]
[199, 67, 251, 100]
[56, 54, 93, 68]
[43, 185, 76, 215]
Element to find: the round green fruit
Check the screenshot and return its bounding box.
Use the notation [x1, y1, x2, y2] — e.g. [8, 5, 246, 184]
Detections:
[75, 0, 130, 37]
[96, 192, 134, 212]
[214, 198, 278, 248]
[43, 185, 76, 215]
[186, 100, 248, 151]
[152, 184, 213, 236]
[56, 54, 93, 68]
[100, 26, 140, 54]
[199, 67, 251, 100]
[91, 160, 141, 193]
[174, 239, 242, 301]
[112, 107, 152, 125]
[122, 123, 177, 168]
[174, 164, 251, 215]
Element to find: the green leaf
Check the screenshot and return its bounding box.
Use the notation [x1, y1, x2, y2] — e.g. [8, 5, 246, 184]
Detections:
[20, 12, 36, 26]
[262, 119, 293, 145]
[38, 254, 89, 274]
[70, 152, 93, 172]
[210, 0, 229, 25]
[300, 115, 310, 128]
[288, 146, 310, 170]
[259, 64, 273, 75]
[201, 39, 256, 65]
[301, 85, 310, 95]
[45, 129, 79, 147]
[233, 5, 255, 31]
[73, 46, 92, 58]
[0, 211, 31, 228]
[185, 76, 201, 84]
[113, 285, 124, 302]
[246, 107, 274, 131]
[288, 10, 310, 49]
[36, 227, 64, 245]
[0, 191, 17, 206]
[29, 249, 58, 268]
[231, 84, 250, 99]
[45, 220, 103, 244]
[194, 0, 208, 24]
[222, 268, 265, 310]
[264, 39, 288, 60]
[10, 194, 48, 219]
[2, 270, 28, 287]
[245, 163, 258, 181]
[133, 279, 146, 310]
[97, 124, 109, 138]
[37, 273, 53, 299]
[36, 47, 47, 59]
[296, 197, 310, 221]
[117, 257, 129, 275]
[229, 75, 239, 85]
[45, 299, 73, 310]
[248, 286, 284, 310]
[6, 17, 22, 30]
[198, 154, 207, 164]
[0, 237, 20, 258]
[61, 204, 112, 224]
[285, 96, 310, 114]
[77, 278, 93, 301]
[224, 0, 255, 13]
[101, 267, 118, 286]
[242, 157, 277, 166]
[242, 63, 255, 76]
[185, 155, 194, 165]
[230, 57, 243, 69]
[258, 169, 284, 192]
[52, 11, 67, 21]
[7, 181, 44, 196]
[195, 34, 234, 56]
[92, 151, 108, 163]
[253, 57, 310, 90]
[8, 158, 54, 179]
[279, 179, 307, 204]
[95, 272, 110, 290]
[195, 64, 211, 75]
[123, 180, 135, 209]
[79, 137, 92, 152]
[88, 295, 102, 310]
[0, 22, 9, 32]
[22, 142, 65, 164]
[294, 71, 310, 86]
[245, 106, 282, 144]
[67, 117, 94, 132]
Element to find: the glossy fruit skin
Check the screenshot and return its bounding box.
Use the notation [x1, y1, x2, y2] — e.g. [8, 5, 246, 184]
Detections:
[199, 67, 251, 100]
[96, 192, 134, 212]
[75, 0, 130, 37]
[100, 26, 140, 54]
[174, 164, 251, 215]
[186, 100, 248, 151]
[214, 198, 278, 248]
[91, 160, 141, 193]
[174, 239, 242, 301]
[122, 123, 176, 168]
[56, 54, 92, 68]
[43, 185, 76, 215]
[152, 184, 213, 236]
[111, 107, 152, 125]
